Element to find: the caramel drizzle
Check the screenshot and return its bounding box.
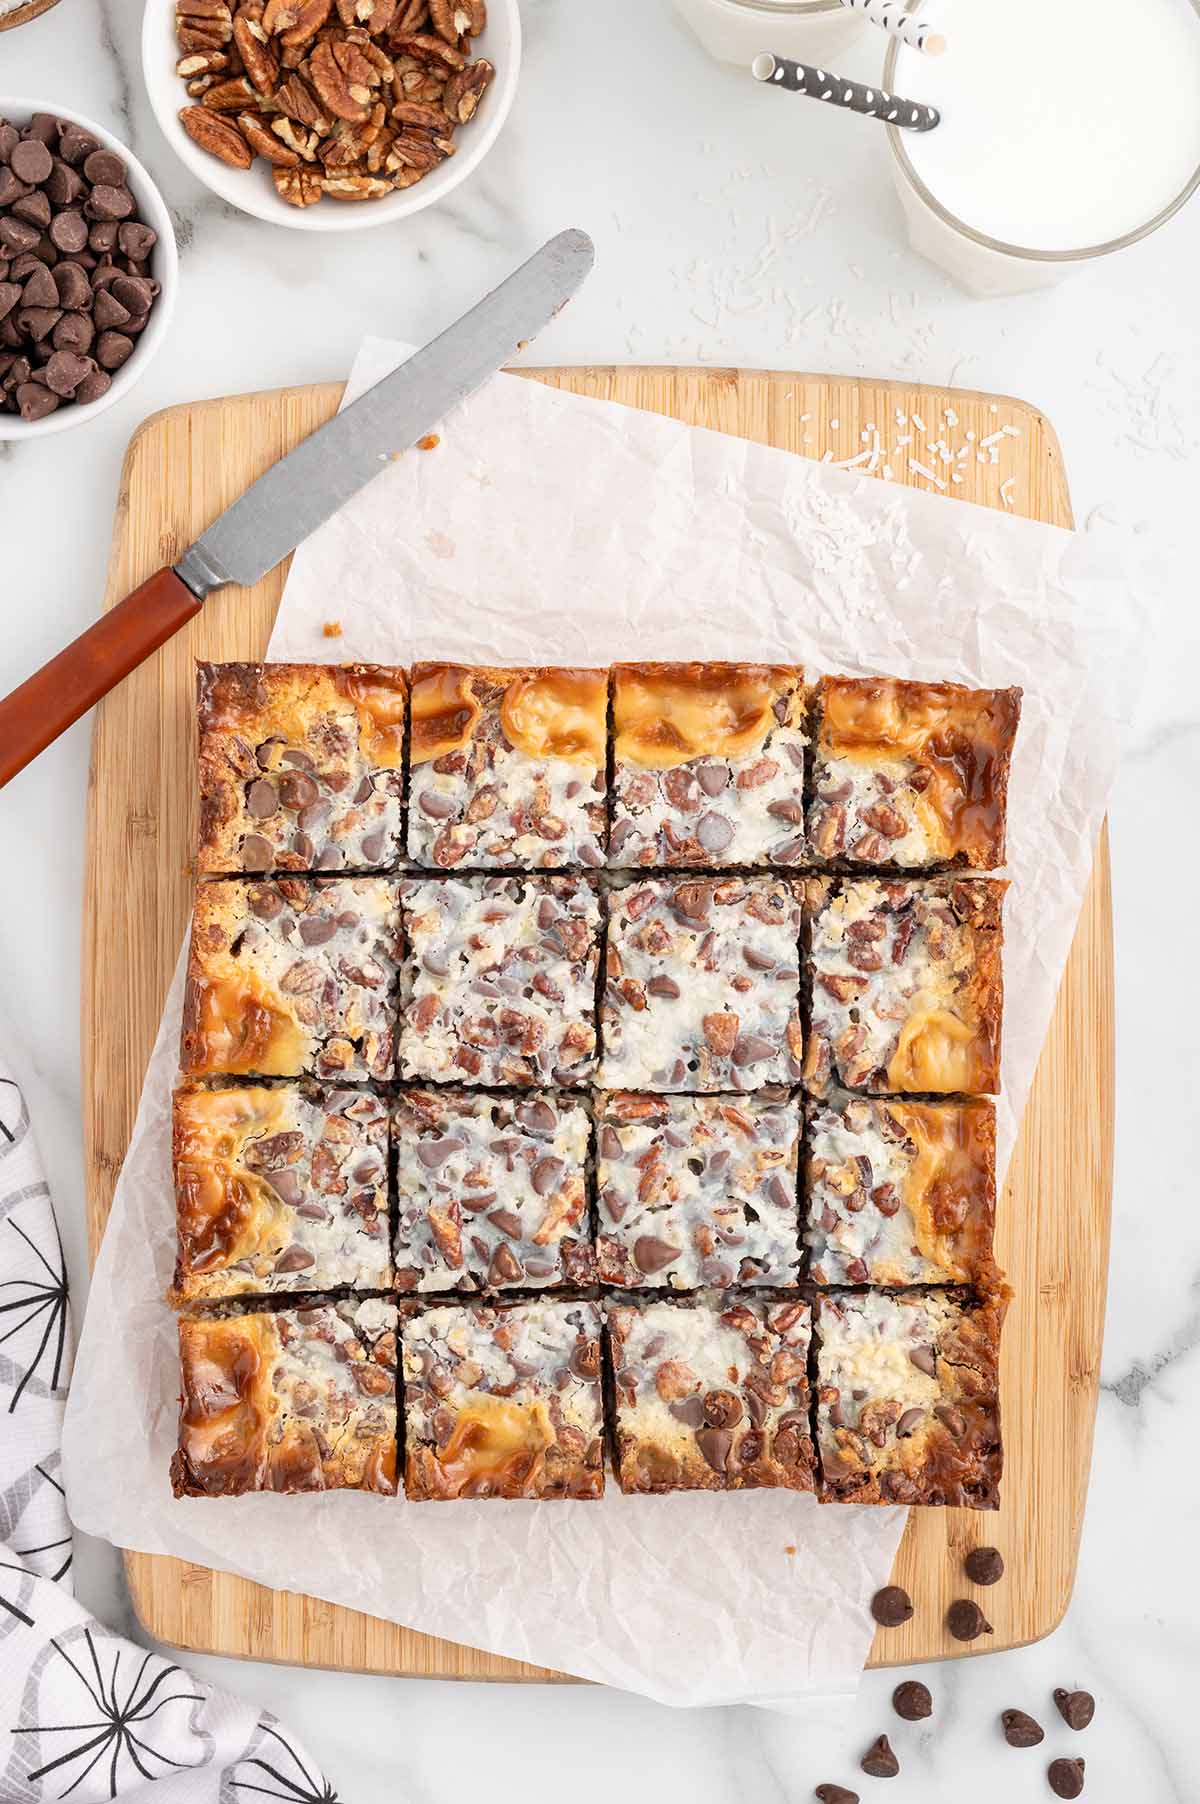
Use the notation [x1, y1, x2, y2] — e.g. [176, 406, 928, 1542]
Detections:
[614, 664, 796, 770]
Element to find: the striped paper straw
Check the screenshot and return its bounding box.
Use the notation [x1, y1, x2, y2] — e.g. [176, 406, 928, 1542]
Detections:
[751, 54, 941, 132]
[838, 0, 946, 55]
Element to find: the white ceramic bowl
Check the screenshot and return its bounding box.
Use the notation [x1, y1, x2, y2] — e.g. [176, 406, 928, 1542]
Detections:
[142, 0, 521, 232]
[0, 99, 178, 440]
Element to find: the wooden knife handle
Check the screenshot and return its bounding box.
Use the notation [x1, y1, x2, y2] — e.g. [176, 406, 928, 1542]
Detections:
[0, 567, 203, 789]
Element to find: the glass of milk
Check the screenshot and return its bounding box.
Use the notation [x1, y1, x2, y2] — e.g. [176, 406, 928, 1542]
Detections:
[884, 0, 1200, 295]
[674, 0, 870, 67]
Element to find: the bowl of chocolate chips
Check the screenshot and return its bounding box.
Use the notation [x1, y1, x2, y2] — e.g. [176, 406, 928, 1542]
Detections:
[0, 102, 178, 436]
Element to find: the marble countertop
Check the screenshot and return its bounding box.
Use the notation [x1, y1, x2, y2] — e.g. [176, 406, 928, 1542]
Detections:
[1, 1, 1197, 1798]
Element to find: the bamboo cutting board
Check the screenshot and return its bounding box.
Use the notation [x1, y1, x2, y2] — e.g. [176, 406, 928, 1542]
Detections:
[82, 367, 1110, 1680]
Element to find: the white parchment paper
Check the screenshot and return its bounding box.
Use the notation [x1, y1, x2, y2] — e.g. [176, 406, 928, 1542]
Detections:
[63, 342, 1152, 1708]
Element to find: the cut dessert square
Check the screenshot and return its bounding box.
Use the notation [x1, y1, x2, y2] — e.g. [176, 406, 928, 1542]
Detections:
[398, 875, 600, 1087]
[393, 1089, 594, 1293]
[401, 1298, 604, 1500]
[406, 663, 607, 869]
[180, 877, 401, 1082]
[196, 662, 407, 875]
[600, 876, 803, 1091]
[808, 676, 1021, 871]
[606, 1294, 814, 1493]
[170, 1298, 398, 1496]
[609, 662, 807, 868]
[805, 1090, 997, 1287]
[813, 1287, 1005, 1507]
[595, 1091, 801, 1290]
[172, 1082, 391, 1301]
[804, 877, 1005, 1096]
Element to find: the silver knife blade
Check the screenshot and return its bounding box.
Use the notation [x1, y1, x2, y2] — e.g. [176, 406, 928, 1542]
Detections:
[174, 228, 595, 599]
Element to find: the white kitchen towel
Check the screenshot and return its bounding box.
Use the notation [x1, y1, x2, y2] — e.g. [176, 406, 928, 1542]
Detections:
[0, 1046, 339, 1803]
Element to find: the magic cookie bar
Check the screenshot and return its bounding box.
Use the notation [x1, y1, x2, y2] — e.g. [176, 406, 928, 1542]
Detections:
[170, 1298, 398, 1496]
[804, 878, 1005, 1096]
[805, 1091, 997, 1287]
[401, 1299, 604, 1500]
[813, 1288, 1006, 1508]
[600, 876, 803, 1091]
[607, 1295, 814, 1494]
[196, 662, 407, 874]
[407, 663, 607, 869]
[808, 677, 1021, 871]
[393, 1090, 594, 1293]
[398, 876, 600, 1087]
[609, 662, 807, 867]
[595, 1091, 801, 1290]
[172, 1083, 390, 1302]
[181, 878, 401, 1082]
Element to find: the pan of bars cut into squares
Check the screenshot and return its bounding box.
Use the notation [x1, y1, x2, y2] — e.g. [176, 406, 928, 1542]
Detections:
[168, 658, 1018, 1517]
[407, 663, 608, 869]
[609, 663, 808, 867]
[606, 1294, 815, 1494]
[172, 1082, 391, 1301]
[401, 1299, 605, 1501]
[171, 1299, 398, 1498]
[595, 1090, 802, 1290]
[196, 662, 408, 875]
[393, 1089, 594, 1293]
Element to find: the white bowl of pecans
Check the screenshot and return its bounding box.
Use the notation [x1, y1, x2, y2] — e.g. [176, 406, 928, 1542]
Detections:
[143, 0, 520, 230]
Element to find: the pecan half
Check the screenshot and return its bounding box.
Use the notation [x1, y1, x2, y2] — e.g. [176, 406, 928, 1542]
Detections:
[321, 172, 393, 197]
[429, 0, 480, 45]
[271, 116, 321, 157]
[201, 74, 260, 111]
[337, 0, 398, 25]
[274, 73, 331, 129]
[179, 106, 253, 166]
[310, 36, 374, 120]
[443, 58, 492, 124]
[233, 12, 280, 91]
[240, 112, 301, 163]
[263, 0, 332, 44]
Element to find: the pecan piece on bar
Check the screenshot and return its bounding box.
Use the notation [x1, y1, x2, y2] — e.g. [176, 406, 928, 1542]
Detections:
[179, 106, 254, 167]
[273, 164, 324, 204]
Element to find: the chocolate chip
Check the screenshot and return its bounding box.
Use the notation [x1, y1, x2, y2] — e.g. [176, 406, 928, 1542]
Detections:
[73, 366, 111, 404]
[908, 1344, 936, 1376]
[633, 1235, 680, 1274]
[696, 812, 733, 852]
[1053, 1689, 1094, 1732]
[118, 220, 157, 261]
[947, 1599, 991, 1642]
[10, 140, 52, 185]
[247, 778, 278, 819]
[814, 1788, 859, 1804]
[891, 1680, 931, 1720]
[0, 217, 40, 255]
[646, 975, 681, 998]
[263, 1168, 302, 1206]
[13, 190, 52, 230]
[83, 148, 127, 187]
[95, 329, 133, 370]
[964, 1545, 1004, 1585]
[16, 306, 61, 341]
[1047, 1758, 1085, 1798]
[0, 169, 30, 209]
[695, 1426, 732, 1473]
[241, 834, 274, 873]
[298, 914, 337, 946]
[58, 128, 98, 166]
[43, 351, 93, 396]
[274, 1244, 315, 1272]
[870, 1586, 913, 1628]
[860, 1735, 899, 1779]
[86, 182, 135, 221]
[15, 381, 58, 421]
[54, 262, 92, 310]
[1001, 1708, 1043, 1748]
[0, 281, 20, 321]
[49, 210, 88, 254]
[44, 158, 85, 206]
[93, 287, 131, 330]
[52, 313, 93, 355]
[111, 273, 155, 316]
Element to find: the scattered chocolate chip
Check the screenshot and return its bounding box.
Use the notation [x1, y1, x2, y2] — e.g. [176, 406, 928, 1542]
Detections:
[870, 1586, 913, 1628]
[964, 1545, 1004, 1585]
[814, 1789, 859, 1804]
[947, 1598, 991, 1642]
[891, 1680, 931, 1721]
[860, 1735, 899, 1779]
[1047, 1757, 1085, 1798]
[1002, 1709, 1045, 1748]
[1053, 1689, 1094, 1732]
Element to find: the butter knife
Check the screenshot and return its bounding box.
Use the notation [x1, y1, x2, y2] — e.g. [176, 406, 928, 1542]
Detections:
[0, 228, 595, 790]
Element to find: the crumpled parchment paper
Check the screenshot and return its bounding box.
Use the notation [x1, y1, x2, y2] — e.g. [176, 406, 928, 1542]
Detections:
[62, 341, 1152, 1709]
